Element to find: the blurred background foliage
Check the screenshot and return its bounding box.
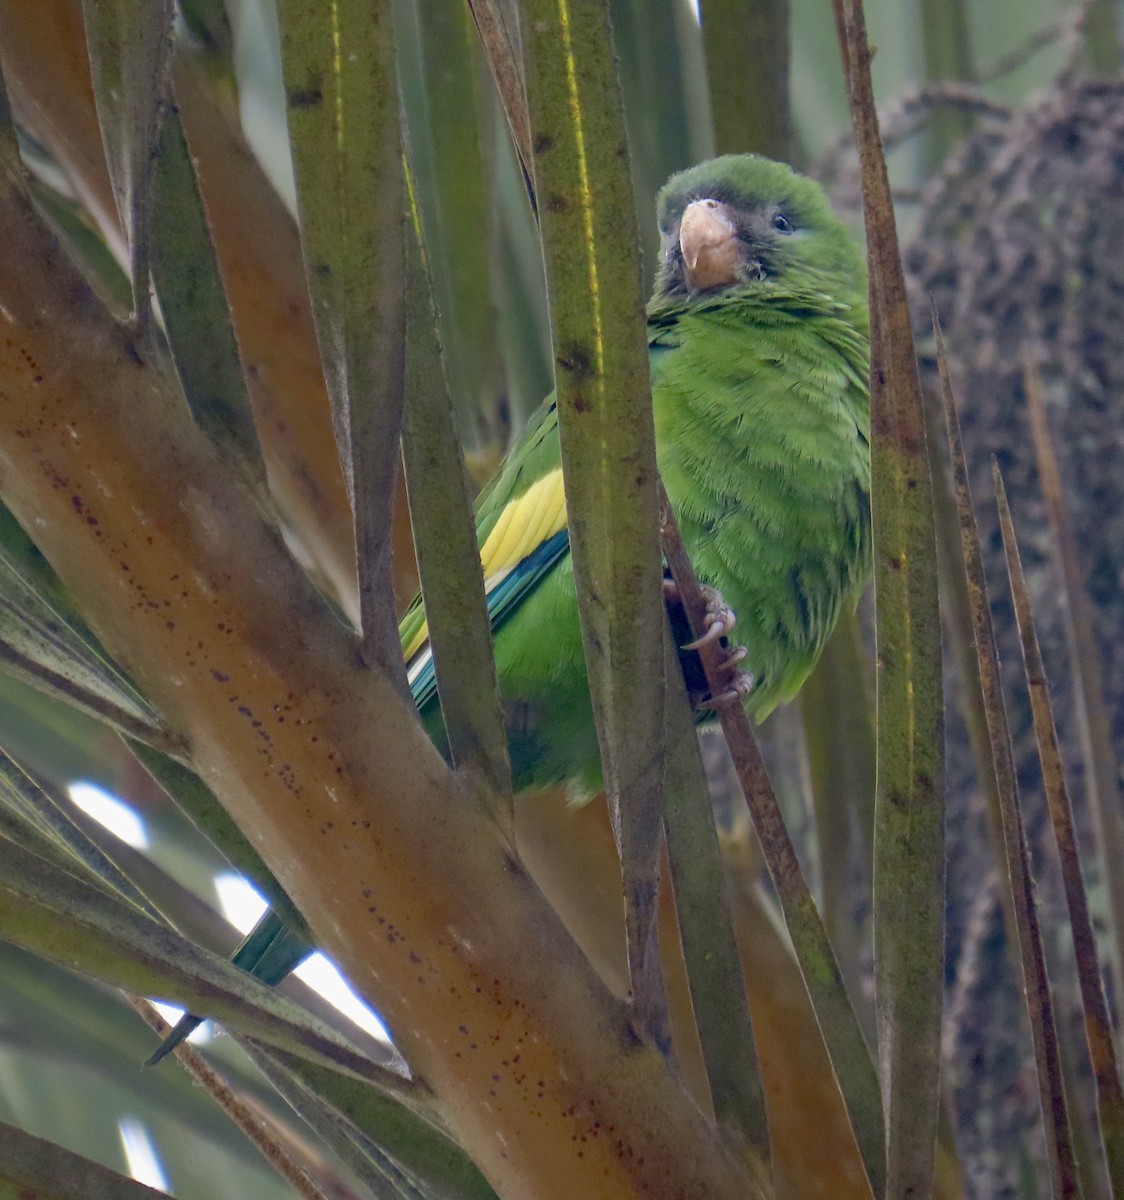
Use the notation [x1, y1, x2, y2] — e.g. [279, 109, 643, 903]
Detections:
[0, 0, 1121, 1198]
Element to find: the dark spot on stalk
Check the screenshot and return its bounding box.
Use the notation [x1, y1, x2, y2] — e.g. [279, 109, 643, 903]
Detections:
[557, 346, 592, 381]
[288, 86, 323, 109]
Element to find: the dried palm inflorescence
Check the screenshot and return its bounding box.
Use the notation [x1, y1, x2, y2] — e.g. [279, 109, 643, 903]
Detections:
[909, 80, 1124, 701]
[905, 79, 1124, 1200]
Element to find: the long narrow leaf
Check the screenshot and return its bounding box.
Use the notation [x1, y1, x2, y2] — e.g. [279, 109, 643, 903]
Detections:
[246, 1046, 499, 1200]
[698, 0, 791, 159]
[833, 5, 946, 1196]
[936, 327, 1080, 1198]
[0, 3, 365, 613]
[607, 0, 713, 270]
[917, 0, 975, 168]
[519, 0, 669, 1044]
[238, 1057, 421, 1200]
[0, 750, 158, 918]
[0, 599, 166, 750]
[996, 470, 1124, 1192]
[921, 386, 1010, 935]
[177, 0, 234, 63]
[1024, 353, 1124, 1025]
[25, 176, 132, 317]
[0, 1119, 170, 1200]
[489, 128, 553, 431]
[0, 529, 170, 750]
[0, 940, 295, 1158]
[1083, 0, 1123, 72]
[0, 772, 127, 897]
[659, 485, 885, 1193]
[799, 610, 876, 1040]
[401, 234, 512, 813]
[0, 54, 265, 757]
[81, 0, 173, 321]
[149, 92, 267, 493]
[278, 0, 407, 681]
[126, 737, 311, 941]
[172, 50, 365, 612]
[0, 51, 18, 170]
[466, 0, 533, 203]
[31, 766, 400, 1071]
[396, 0, 502, 446]
[661, 625, 767, 1152]
[0, 834, 385, 1080]
[128, 999, 337, 1200]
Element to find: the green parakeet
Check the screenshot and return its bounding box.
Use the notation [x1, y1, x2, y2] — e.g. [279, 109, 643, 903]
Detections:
[148, 154, 870, 1063]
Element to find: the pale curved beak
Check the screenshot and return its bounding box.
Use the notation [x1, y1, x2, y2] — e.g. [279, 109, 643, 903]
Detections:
[679, 199, 740, 291]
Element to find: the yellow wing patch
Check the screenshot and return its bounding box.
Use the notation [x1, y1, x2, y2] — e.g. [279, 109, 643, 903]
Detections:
[479, 469, 568, 585]
[402, 468, 568, 665]
[403, 623, 430, 669]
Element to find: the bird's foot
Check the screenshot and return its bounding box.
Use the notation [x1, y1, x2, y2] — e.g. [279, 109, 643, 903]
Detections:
[664, 582, 738, 649]
[663, 579, 754, 711]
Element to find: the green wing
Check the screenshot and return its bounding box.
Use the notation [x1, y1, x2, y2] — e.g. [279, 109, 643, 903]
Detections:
[399, 396, 570, 711]
[398, 313, 690, 711]
[472, 396, 563, 541]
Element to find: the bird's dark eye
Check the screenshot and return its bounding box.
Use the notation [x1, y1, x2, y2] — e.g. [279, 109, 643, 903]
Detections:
[772, 212, 792, 233]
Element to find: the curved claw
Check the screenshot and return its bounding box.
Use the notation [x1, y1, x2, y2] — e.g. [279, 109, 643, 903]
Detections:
[683, 617, 727, 651]
[696, 668, 754, 712]
[682, 584, 738, 650]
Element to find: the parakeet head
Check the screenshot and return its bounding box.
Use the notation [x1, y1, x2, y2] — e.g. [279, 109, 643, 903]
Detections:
[653, 154, 865, 308]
